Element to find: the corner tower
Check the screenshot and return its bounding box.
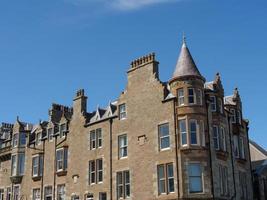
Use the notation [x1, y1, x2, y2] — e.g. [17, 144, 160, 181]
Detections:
[169, 37, 213, 199]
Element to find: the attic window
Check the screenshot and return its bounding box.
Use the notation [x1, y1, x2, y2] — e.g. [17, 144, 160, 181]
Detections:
[47, 128, 53, 141]
[36, 132, 42, 146]
[59, 123, 67, 138]
[119, 104, 126, 120]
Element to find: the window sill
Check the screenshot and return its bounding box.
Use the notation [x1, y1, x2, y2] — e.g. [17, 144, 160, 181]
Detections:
[119, 156, 128, 160]
[160, 147, 171, 152]
[32, 176, 42, 181]
[10, 175, 23, 184]
[216, 150, 228, 160]
[236, 157, 246, 164]
[56, 170, 67, 176]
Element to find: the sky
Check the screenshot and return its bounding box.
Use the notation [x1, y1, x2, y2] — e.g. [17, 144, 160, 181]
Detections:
[0, 0, 266, 149]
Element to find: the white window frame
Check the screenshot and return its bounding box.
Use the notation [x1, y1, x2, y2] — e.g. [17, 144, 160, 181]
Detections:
[188, 163, 203, 194]
[179, 119, 187, 147]
[189, 119, 198, 145]
[158, 123, 170, 150]
[210, 96, 216, 112]
[44, 186, 53, 200]
[47, 128, 53, 142]
[57, 184, 65, 200]
[56, 148, 68, 172]
[32, 188, 41, 200]
[119, 104, 127, 120]
[97, 158, 103, 183]
[13, 185, 20, 200]
[177, 88, 184, 106]
[0, 188, 4, 200]
[99, 192, 107, 200]
[36, 132, 42, 146]
[118, 134, 128, 159]
[89, 160, 96, 185]
[116, 170, 130, 199]
[12, 133, 18, 147]
[59, 123, 67, 138]
[96, 128, 102, 148]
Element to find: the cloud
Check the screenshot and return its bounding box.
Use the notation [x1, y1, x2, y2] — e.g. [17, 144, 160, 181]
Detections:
[67, 0, 179, 11]
[109, 0, 179, 11]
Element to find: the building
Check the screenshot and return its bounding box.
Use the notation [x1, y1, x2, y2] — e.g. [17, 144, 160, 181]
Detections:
[0, 38, 253, 200]
[249, 140, 267, 200]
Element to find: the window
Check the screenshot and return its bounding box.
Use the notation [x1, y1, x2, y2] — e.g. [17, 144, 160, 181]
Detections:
[33, 189, 41, 200]
[239, 137, 245, 159]
[179, 120, 187, 146]
[158, 123, 170, 150]
[210, 96, 216, 112]
[44, 186, 52, 200]
[59, 123, 67, 138]
[11, 155, 17, 176]
[200, 121, 205, 147]
[97, 159, 103, 183]
[97, 129, 102, 148]
[218, 98, 223, 114]
[188, 88, 195, 104]
[89, 160, 96, 184]
[57, 185, 65, 200]
[6, 187, 11, 200]
[56, 148, 68, 172]
[19, 133, 26, 146]
[89, 158, 103, 184]
[85, 194, 93, 200]
[47, 128, 53, 141]
[220, 127, 226, 151]
[13, 186, 19, 200]
[119, 104, 126, 120]
[239, 172, 247, 199]
[188, 163, 203, 193]
[11, 153, 25, 176]
[99, 193, 107, 200]
[189, 120, 197, 145]
[230, 109, 236, 123]
[36, 132, 42, 146]
[157, 163, 174, 195]
[196, 89, 202, 105]
[116, 170, 130, 199]
[219, 165, 228, 196]
[118, 135, 128, 158]
[90, 130, 96, 150]
[90, 129, 102, 150]
[0, 189, 4, 200]
[32, 154, 43, 177]
[213, 126, 219, 150]
[177, 89, 184, 106]
[71, 195, 79, 200]
[12, 133, 18, 147]
[233, 135, 239, 158]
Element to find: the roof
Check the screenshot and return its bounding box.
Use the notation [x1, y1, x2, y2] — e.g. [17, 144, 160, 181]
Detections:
[172, 41, 204, 81]
[252, 159, 267, 175]
[224, 95, 235, 105]
[204, 81, 215, 91]
[250, 139, 267, 157]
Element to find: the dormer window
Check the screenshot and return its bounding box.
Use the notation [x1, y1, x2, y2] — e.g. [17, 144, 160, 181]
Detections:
[36, 132, 42, 146]
[47, 128, 53, 141]
[12, 133, 19, 147]
[236, 110, 241, 124]
[210, 96, 216, 112]
[188, 88, 195, 104]
[230, 109, 236, 123]
[119, 104, 126, 120]
[59, 123, 67, 138]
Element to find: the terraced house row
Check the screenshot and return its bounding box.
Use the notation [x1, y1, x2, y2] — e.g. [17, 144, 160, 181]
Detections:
[0, 38, 253, 200]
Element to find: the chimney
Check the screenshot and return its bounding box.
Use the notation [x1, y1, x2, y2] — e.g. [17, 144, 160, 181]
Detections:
[73, 89, 87, 115]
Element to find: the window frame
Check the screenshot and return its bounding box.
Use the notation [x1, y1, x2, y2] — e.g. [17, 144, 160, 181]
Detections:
[89, 160, 96, 185]
[210, 96, 216, 112]
[179, 119, 187, 147]
[44, 186, 53, 200]
[188, 163, 203, 194]
[157, 163, 175, 195]
[96, 158, 103, 183]
[119, 103, 127, 120]
[32, 188, 41, 200]
[56, 148, 68, 172]
[213, 126, 219, 150]
[47, 128, 53, 142]
[32, 154, 43, 178]
[189, 119, 198, 145]
[118, 134, 128, 159]
[158, 123, 170, 151]
[177, 88, 185, 106]
[230, 109, 236, 123]
[57, 184, 65, 200]
[116, 170, 130, 199]
[188, 88, 196, 105]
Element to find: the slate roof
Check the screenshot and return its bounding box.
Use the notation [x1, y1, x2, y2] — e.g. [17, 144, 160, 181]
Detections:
[172, 41, 204, 80]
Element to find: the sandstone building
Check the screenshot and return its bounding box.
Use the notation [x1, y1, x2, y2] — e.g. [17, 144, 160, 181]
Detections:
[0, 38, 253, 200]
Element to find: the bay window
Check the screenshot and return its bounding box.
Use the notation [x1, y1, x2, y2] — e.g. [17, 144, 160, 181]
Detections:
[189, 120, 197, 145]
[188, 88, 195, 104]
[11, 153, 25, 176]
[177, 88, 184, 106]
[179, 119, 187, 146]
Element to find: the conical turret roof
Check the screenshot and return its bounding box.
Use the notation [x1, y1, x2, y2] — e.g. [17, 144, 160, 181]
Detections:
[171, 38, 204, 81]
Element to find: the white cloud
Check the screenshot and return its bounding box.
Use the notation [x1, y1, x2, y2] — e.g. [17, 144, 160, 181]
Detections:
[109, 0, 179, 11]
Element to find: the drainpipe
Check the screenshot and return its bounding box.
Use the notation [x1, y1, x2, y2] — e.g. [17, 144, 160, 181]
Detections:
[41, 140, 45, 200]
[173, 99, 180, 199]
[109, 118, 113, 200]
[53, 136, 57, 200]
[227, 114, 236, 200]
[205, 98, 215, 199]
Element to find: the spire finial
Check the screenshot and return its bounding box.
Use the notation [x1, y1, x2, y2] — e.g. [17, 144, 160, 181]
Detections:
[182, 32, 186, 46]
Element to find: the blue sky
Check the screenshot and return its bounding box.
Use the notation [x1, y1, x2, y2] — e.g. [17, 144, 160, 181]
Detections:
[0, 0, 266, 148]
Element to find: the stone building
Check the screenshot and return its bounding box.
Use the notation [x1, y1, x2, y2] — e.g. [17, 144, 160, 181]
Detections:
[0, 38, 253, 200]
